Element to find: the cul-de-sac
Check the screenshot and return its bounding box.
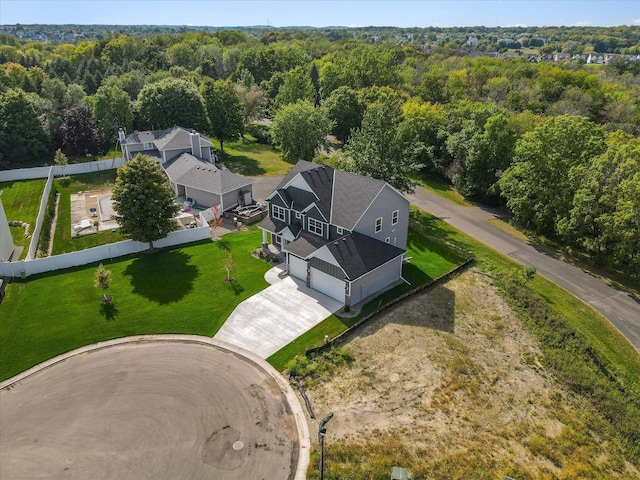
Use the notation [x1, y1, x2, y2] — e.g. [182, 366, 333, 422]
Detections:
[1, 4, 640, 478]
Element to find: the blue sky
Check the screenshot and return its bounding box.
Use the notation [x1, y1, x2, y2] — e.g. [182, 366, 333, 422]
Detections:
[1, 1, 639, 28]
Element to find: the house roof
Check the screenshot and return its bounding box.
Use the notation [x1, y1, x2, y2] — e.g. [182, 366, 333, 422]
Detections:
[123, 126, 213, 152]
[274, 161, 408, 231]
[284, 231, 330, 259]
[163, 153, 252, 195]
[324, 232, 405, 280]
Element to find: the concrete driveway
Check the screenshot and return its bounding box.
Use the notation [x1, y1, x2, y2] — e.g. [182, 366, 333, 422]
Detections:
[215, 265, 343, 358]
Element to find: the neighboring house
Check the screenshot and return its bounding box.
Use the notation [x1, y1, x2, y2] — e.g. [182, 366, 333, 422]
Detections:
[258, 160, 410, 309]
[118, 126, 253, 210]
[118, 126, 216, 164]
[163, 153, 253, 210]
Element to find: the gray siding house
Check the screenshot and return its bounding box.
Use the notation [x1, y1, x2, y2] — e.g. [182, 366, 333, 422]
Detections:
[118, 126, 253, 210]
[258, 160, 410, 309]
[119, 126, 215, 164]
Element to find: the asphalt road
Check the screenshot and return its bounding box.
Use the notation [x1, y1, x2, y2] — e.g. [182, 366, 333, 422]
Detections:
[0, 339, 302, 480]
[408, 186, 640, 352]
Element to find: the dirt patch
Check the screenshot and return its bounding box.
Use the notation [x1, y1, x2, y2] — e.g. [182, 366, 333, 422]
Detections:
[302, 271, 637, 478]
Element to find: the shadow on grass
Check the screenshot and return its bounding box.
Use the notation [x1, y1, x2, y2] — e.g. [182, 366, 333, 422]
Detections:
[99, 301, 119, 321]
[123, 250, 199, 304]
[221, 153, 266, 176]
[216, 238, 231, 251]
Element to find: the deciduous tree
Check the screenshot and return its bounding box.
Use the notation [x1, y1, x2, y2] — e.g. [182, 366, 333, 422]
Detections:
[344, 92, 422, 193]
[136, 78, 207, 132]
[111, 154, 180, 249]
[271, 100, 332, 163]
[92, 84, 133, 142]
[200, 78, 244, 153]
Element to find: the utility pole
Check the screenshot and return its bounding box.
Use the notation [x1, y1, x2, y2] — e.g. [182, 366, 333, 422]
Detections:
[318, 412, 334, 480]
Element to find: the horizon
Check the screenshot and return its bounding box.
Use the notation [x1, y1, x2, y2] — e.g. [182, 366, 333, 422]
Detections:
[1, 1, 639, 29]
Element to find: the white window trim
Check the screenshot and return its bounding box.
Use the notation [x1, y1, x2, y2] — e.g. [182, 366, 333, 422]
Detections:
[375, 217, 383, 233]
[272, 205, 286, 222]
[308, 217, 323, 236]
[143, 142, 153, 150]
[392, 209, 399, 225]
[336, 226, 344, 235]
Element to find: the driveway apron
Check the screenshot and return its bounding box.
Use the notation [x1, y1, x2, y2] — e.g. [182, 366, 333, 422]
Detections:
[214, 266, 343, 358]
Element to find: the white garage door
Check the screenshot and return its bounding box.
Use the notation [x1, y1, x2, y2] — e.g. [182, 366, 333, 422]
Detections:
[310, 268, 345, 303]
[288, 254, 307, 281]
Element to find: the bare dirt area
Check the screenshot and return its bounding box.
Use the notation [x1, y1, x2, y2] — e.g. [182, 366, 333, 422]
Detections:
[302, 271, 638, 479]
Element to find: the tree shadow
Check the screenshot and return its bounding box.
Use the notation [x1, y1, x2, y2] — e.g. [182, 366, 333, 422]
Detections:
[99, 301, 119, 321]
[352, 285, 456, 340]
[216, 238, 231, 251]
[123, 250, 199, 304]
[221, 153, 266, 176]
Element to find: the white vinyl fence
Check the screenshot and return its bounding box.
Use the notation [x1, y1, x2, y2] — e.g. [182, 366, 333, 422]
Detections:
[26, 168, 55, 260]
[0, 225, 211, 278]
[0, 157, 126, 182]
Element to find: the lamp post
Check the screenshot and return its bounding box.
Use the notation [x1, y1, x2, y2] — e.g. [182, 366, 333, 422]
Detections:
[318, 412, 334, 480]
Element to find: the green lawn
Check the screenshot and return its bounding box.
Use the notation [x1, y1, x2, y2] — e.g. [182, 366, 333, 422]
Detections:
[212, 135, 293, 176]
[267, 225, 469, 370]
[0, 179, 47, 260]
[0, 228, 271, 381]
[52, 170, 124, 255]
[412, 174, 470, 206]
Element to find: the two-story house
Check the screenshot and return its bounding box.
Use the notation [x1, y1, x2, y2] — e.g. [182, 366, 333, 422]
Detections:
[118, 126, 252, 211]
[258, 160, 410, 309]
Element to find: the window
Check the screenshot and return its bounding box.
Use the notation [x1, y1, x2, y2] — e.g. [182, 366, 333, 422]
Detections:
[308, 217, 323, 236]
[392, 210, 399, 225]
[272, 205, 286, 222]
[143, 142, 153, 150]
[296, 211, 301, 219]
[375, 217, 383, 233]
[336, 226, 344, 235]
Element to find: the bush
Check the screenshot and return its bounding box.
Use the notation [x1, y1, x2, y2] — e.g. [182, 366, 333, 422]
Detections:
[246, 123, 273, 145]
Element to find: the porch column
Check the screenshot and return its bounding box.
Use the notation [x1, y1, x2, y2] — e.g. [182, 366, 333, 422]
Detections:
[262, 229, 268, 249]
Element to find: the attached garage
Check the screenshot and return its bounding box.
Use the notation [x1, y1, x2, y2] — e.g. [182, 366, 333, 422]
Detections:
[288, 254, 307, 281]
[310, 268, 345, 303]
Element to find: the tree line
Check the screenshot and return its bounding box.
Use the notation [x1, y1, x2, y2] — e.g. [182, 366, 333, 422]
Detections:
[0, 28, 638, 278]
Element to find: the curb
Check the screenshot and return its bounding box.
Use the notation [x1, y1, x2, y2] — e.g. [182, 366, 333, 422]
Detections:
[0, 334, 310, 480]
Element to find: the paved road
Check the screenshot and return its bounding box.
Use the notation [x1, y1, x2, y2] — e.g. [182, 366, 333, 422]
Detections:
[1, 337, 307, 480]
[408, 187, 640, 352]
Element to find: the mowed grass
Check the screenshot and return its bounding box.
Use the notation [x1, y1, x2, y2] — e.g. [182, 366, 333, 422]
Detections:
[413, 174, 470, 206]
[0, 179, 47, 260]
[52, 170, 124, 254]
[267, 226, 468, 370]
[0, 228, 271, 382]
[212, 135, 292, 176]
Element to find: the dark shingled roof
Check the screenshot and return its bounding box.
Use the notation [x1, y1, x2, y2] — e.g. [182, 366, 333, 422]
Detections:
[325, 232, 404, 280]
[275, 160, 319, 190]
[163, 153, 252, 194]
[284, 231, 331, 259]
[331, 170, 388, 230]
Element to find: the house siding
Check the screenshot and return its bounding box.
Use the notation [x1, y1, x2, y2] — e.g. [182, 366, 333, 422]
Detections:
[184, 187, 221, 208]
[349, 255, 403, 304]
[352, 185, 409, 250]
